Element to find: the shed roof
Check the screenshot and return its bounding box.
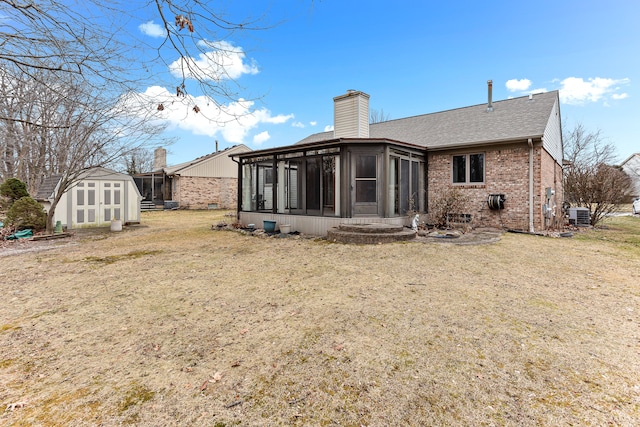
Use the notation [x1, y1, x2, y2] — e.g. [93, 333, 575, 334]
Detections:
[297, 91, 559, 149]
[35, 174, 63, 201]
[35, 167, 138, 201]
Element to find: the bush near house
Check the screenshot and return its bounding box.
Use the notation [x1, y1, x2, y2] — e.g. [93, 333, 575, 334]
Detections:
[5, 196, 47, 231]
[427, 188, 471, 228]
[0, 178, 30, 205]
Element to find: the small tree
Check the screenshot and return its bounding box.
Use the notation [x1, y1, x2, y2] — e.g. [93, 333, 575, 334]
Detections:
[6, 196, 47, 231]
[0, 178, 30, 205]
[563, 122, 632, 226]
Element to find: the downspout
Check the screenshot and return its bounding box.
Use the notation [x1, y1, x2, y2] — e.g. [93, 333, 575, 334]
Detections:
[528, 138, 534, 233]
[231, 156, 242, 221]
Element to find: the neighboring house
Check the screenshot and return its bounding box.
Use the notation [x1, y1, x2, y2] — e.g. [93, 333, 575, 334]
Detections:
[36, 167, 142, 229]
[232, 84, 564, 235]
[620, 153, 640, 198]
[134, 144, 251, 210]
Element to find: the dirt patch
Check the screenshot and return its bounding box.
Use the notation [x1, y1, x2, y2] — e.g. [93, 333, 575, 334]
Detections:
[1, 210, 639, 426]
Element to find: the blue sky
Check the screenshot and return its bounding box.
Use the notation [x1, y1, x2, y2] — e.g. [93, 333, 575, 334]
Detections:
[132, 0, 638, 165]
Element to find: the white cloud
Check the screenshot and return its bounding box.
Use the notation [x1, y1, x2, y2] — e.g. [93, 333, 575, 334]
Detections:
[253, 131, 270, 145]
[559, 77, 630, 105]
[506, 78, 532, 92]
[310, 121, 317, 126]
[139, 21, 164, 38]
[169, 40, 258, 81]
[324, 125, 334, 132]
[292, 121, 305, 128]
[611, 93, 629, 100]
[122, 86, 293, 145]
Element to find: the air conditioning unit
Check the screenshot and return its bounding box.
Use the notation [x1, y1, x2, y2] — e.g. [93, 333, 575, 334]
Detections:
[568, 207, 590, 226]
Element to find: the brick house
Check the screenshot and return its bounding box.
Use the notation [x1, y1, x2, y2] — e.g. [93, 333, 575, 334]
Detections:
[232, 84, 563, 235]
[135, 144, 251, 209]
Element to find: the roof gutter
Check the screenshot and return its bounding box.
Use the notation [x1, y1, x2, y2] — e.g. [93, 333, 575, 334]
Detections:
[426, 136, 544, 152]
[230, 138, 425, 160]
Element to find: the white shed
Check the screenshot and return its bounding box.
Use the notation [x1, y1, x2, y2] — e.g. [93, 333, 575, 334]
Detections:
[36, 167, 142, 229]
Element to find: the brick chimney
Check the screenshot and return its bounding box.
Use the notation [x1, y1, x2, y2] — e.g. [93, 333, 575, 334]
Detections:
[333, 90, 370, 138]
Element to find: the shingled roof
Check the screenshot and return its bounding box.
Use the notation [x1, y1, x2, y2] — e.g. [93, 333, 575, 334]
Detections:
[35, 174, 62, 201]
[297, 91, 559, 149]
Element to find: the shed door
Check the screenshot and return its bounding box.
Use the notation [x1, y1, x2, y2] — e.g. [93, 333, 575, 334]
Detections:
[102, 182, 122, 223]
[73, 180, 124, 226]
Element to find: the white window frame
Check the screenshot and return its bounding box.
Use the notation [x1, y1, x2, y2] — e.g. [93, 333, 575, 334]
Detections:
[452, 153, 485, 184]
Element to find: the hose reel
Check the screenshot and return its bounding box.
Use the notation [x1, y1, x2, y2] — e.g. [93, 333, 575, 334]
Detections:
[487, 194, 506, 210]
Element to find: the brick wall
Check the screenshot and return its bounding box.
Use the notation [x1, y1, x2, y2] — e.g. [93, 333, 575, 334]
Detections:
[427, 143, 562, 231]
[538, 147, 564, 229]
[174, 176, 238, 209]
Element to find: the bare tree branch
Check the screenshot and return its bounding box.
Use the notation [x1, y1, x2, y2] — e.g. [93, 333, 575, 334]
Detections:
[563, 122, 632, 226]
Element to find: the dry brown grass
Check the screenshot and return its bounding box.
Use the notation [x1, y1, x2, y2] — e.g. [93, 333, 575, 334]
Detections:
[1, 210, 639, 426]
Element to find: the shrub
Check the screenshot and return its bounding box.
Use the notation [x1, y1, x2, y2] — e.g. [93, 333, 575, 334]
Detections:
[427, 188, 471, 229]
[0, 178, 30, 205]
[6, 196, 47, 231]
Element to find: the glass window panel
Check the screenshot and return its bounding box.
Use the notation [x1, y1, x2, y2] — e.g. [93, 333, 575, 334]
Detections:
[264, 168, 273, 185]
[114, 208, 121, 220]
[104, 183, 111, 187]
[389, 157, 399, 215]
[104, 209, 111, 221]
[411, 161, 420, 210]
[286, 162, 301, 210]
[77, 210, 84, 223]
[470, 154, 484, 182]
[104, 189, 111, 205]
[88, 190, 95, 205]
[77, 189, 84, 206]
[452, 155, 466, 183]
[88, 182, 95, 187]
[306, 158, 321, 211]
[400, 159, 410, 214]
[356, 181, 377, 203]
[356, 155, 376, 178]
[242, 164, 254, 211]
[114, 183, 121, 187]
[322, 156, 336, 215]
[77, 182, 84, 187]
[114, 190, 121, 205]
[88, 209, 95, 222]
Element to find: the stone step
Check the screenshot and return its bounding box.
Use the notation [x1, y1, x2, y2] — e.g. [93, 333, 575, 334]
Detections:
[336, 223, 405, 234]
[327, 223, 416, 244]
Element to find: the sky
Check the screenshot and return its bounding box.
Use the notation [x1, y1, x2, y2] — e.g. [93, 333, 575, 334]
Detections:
[130, 0, 639, 166]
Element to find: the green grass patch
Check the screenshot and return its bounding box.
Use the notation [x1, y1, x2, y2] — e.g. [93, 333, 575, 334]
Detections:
[574, 216, 640, 253]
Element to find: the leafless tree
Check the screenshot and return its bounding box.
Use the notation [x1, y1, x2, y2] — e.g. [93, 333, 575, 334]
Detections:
[563, 122, 632, 226]
[0, 65, 165, 232]
[121, 147, 156, 175]
[370, 109, 390, 124]
[1, 0, 279, 232]
[0, 0, 271, 111]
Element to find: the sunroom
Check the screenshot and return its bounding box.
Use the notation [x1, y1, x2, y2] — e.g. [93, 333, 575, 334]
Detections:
[232, 138, 426, 236]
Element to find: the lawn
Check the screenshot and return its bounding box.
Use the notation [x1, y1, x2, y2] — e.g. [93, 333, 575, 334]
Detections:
[1, 210, 639, 426]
